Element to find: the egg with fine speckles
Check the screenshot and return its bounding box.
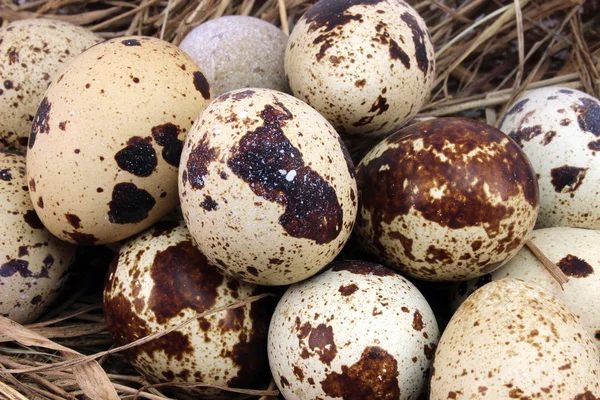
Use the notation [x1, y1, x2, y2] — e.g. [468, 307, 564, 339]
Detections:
[1, 150, 76, 324]
[103, 221, 272, 399]
[285, 0, 435, 138]
[268, 260, 439, 400]
[431, 279, 600, 399]
[26, 36, 212, 245]
[499, 86, 600, 229]
[356, 117, 539, 281]
[179, 88, 357, 286]
[0, 19, 102, 151]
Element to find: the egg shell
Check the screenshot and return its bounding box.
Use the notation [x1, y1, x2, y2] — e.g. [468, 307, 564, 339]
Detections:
[268, 260, 439, 400]
[452, 227, 600, 351]
[431, 279, 600, 399]
[179, 88, 357, 286]
[499, 86, 600, 229]
[0, 150, 76, 323]
[103, 221, 271, 399]
[0, 19, 102, 151]
[355, 117, 539, 281]
[179, 16, 289, 97]
[26, 36, 212, 245]
[285, 0, 435, 137]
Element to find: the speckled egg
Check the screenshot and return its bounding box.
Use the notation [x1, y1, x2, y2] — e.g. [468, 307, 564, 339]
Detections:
[103, 221, 271, 399]
[452, 227, 600, 351]
[0, 19, 102, 152]
[179, 16, 289, 97]
[268, 260, 439, 400]
[499, 86, 600, 229]
[285, 0, 435, 138]
[431, 279, 600, 399]
[179, 88, 357, 286]
[26, 36, 212, 245]
[355, 117, 539, 281]
[0, 150, 76, 324]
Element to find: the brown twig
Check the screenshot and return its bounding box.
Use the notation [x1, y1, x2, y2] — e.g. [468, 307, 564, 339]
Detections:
[525, 240, 569, 289]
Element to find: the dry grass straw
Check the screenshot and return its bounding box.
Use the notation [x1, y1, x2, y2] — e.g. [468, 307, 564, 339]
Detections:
[1, 0, 599, 398]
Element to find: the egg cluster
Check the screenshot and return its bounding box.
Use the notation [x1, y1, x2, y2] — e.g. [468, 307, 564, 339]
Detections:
[2, 0, 600, 399]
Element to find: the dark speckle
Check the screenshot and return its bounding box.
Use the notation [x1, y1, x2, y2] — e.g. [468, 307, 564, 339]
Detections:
[246, 266, 259, 277]
[401, 12, 429, 75]
[37, 197, 44, 208]
[65, 213, 81, 229]
[200, 195, 218, 211]
[369, 95, 389, 115]
[4, 80, 13, 90]
[23, 210, 44, 230]
[186, 133, 219, 190]
[0, 169, 12, 181]
[121, 39, 141, 46]
[108, 182, 156, 224]
[559, 89, 573, 94]
[557, 254, 594, 278]
[412, 310, 424, 331]
[550, 165, 588, 194]
[29, 97, 51, 149]
[151, 123, 183, 167]
[338, 283, 359, 296]
[574, 98, 600, 137]
[64, 231, 98, 245]
[280, 376, 290, 388]
[508, 125, 543, 147]
[0, 259, 30, 278]
[388, 39, 410, 69]
[507, 99, 529, 117]
[193, 71, 211, 99]
[114, 136, 157, 177]
[30, 295, 42, 305]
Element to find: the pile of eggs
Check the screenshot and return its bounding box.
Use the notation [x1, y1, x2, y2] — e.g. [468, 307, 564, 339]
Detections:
[1, 0, 600, 398]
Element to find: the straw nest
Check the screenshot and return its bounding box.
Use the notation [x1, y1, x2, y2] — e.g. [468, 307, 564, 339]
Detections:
[0, 0, 599, 398]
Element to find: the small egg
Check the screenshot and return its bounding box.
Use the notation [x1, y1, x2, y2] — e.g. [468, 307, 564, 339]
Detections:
[285, 0, 435, 138]
[103, 221, 271, 399]
[431, 279, 600, 398]
[268, 260, 439, 400]
[0, 19, 102, 152]
[179, 88, 357, 286]
[356, 117, 539, 281]
[0, 150, 76, 323]
[179, 16, 289, 97]
[26, 36, 212, 245]
[499, 86, 600, 229]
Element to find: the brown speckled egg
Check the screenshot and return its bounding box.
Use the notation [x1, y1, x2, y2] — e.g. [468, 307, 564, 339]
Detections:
[0, 19, 102, 152]
[452, 227, 600, 351]
[179, 88, 357, 286]
[26, 36, 212, 245]
[285, 0, 435, 138]
[268, 260, 439, 400]
[0, 150, 76, 323]
[431, 279, 600, 399]
[499, 86, 600, 229]
[355, 117, 539, 281]
[103, 221, 271, 399]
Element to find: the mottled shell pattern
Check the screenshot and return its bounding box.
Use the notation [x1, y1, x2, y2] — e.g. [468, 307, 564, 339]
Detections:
[26, 36, 212, 245]
[103, 221, 271, 399]
[431, 279, 600, 399]
[1, 150, 76, 324]
[499, 86, 600, 229]
[179, 88, 357, 286]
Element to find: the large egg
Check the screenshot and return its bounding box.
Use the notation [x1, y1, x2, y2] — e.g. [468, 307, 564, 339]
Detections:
[499, 86, 600, 229]
[356, 118, 539, 281]
[26, 36, 212, 245]
[268, 260, 439, 400]
[285, 0, 435, 138]
[0, 19, 102, 151]
[1, 150, 76, 323]
[431, 279, 600, 398]
[103, 221, 271, 399]
[452, 227, 600, 350]
[179, 88, 357, 286]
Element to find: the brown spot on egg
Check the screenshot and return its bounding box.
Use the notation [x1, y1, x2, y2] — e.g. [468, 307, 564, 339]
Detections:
[121, 39, 141, 46]
[7, 48, 18, 65]
[557, 254, 594, 278]
[29, 97, 51, 149]
[23, 210, 44, 230]
[228, 103, 343, 245]
[246, 266, 259, 277]
[412, 310, 424, 331]
[508, 125, 543, 147]
[574, 98, 600, 136]
[200, 195, 218, 211]
[550, 165, 587, 194]
[293, 365, 305, 382]
[423, 343, 436, 360]
[0, 259, 30, 277]
[64, 231, 98, 245]
[338, 283, 359, 296]
[308, 324, 337, 365]
[401, 12, 429, 75]
[321, 346, 399, 400]
[29, 178, 35, 192]
[151, 123, 183, 167]
[355, 79, 367, 87]
[560, 118, 571, 126]
[30, 295, 42, 305]
[108, 182, 156, 224]
[589, 139, 600, 151]
[331, 260, 394, 276]
[218, 307, 245, 333]
[65, 213, 81, 229]
[114, 136, 157, 177]
[388, 39, 410, 68]
[193, 71, 210, 100]
[280, 376, 290, 388]
[574, 392, 599, 400]
[186, 133, 218, 190]
[0, 169, 11, 181]
[3, 80, 13, 90]
[369, 95, 389, 116]
[231, 89, 256, 101]
[541, 130, 556, 145]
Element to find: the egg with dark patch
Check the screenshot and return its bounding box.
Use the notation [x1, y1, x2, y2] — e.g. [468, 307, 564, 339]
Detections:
[26, 36, 212, 245]
[356, 117, 539, 281]
[431, 279, 600, 398]
[103, 221, 271, 399]
[499, 86, 600, 229]
[179, 88, 357, 286]
[451, 227, 600, 351]
[0, 150, 76, 323]
[0, 19, 102, 152]
[285, 0, 435, 138]
[268, 260, 439, 400]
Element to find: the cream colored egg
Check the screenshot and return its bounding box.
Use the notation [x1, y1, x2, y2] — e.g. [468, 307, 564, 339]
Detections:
[285, 0, 435, 138]
[0, 150, 76, 323]
[499, 86, 600, 229]
[179, 88, 357, 286]
[268, 260, 439, 400]
[26, 36, 212, 245]
[103, 221, 271, 399]
[0, 19, 102, 152]
[431, 279, 600, 399]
